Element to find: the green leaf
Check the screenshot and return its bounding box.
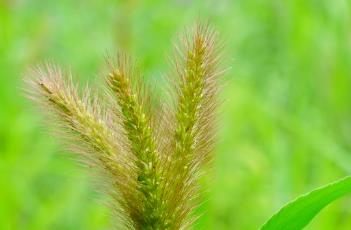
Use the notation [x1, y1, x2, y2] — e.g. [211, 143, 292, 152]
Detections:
[261, 176, 351, 230]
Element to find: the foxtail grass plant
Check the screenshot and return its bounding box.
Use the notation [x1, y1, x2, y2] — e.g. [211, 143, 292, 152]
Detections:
[26, 24, 223, 230]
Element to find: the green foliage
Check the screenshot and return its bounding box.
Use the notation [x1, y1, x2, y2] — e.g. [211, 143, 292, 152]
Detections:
[1, 0, 351, 229]
[262, 176, 351, 230]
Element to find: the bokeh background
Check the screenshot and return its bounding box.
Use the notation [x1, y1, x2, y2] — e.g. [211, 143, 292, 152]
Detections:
[1, 0, 351, 229]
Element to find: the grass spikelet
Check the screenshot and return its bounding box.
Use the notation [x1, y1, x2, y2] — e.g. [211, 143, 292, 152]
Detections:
[106, 55, 167, 229]
[26, 64, 120, 166]
[162, 24, 223, 228]
[25, 64, 136, 228]
[25, 23, 223, 230]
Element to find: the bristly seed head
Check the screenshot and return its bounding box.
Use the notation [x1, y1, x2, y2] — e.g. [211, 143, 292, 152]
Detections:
[25, 23, 224, 230]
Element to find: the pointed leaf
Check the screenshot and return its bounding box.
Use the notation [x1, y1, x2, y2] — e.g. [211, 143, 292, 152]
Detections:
[261, 176, 351, 230]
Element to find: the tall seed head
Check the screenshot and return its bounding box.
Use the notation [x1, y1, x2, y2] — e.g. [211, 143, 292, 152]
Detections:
[25, 23, 224, 230]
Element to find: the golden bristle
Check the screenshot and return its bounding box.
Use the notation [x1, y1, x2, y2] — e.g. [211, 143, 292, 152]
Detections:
[26, 23, 223, 230]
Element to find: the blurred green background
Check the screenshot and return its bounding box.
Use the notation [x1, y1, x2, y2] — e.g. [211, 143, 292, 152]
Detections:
[1, 0, 351, 229]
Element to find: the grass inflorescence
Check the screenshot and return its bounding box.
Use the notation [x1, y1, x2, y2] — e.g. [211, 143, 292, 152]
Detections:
[26, 24, 224, 230]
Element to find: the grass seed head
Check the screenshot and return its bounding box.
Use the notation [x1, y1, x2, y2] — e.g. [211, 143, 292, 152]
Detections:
[26, 23, 223, 230]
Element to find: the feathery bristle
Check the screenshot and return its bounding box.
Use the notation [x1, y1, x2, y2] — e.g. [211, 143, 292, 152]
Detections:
[26, 23, 223, 230]
[25, 64, 137, 228]
[107, 55, 169, 229]
[162, 24, 222, 228]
